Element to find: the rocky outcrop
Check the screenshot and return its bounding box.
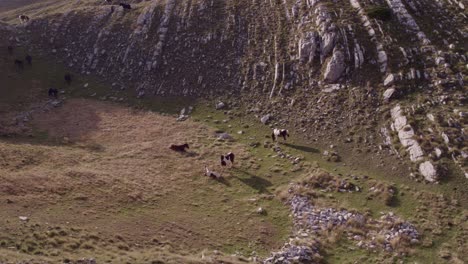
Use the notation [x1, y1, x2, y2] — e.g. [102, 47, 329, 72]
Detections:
[391, 105, 424, 162]
[323, 49, 345, 83]
[385, 0, 431, 45]
[265, 194, 420, 262]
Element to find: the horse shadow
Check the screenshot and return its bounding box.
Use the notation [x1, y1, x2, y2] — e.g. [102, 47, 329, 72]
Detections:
[232, 168, 272, 194]
[282, 142, 320, 153]
[181, 151, 199, 157]
[214, 176, 231, 187]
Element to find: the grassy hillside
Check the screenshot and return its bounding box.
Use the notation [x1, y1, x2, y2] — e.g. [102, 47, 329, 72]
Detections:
[0, 0, 467, 262]
[1, 44, 466, 263]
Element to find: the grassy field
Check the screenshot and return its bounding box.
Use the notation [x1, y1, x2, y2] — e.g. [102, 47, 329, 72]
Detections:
[0, 46, 297, 263]
[0, 28, 467, 264]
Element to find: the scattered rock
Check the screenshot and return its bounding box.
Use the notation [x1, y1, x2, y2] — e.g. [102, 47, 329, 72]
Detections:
[383, 88, 395, 101]
[215, 101, 225, 110]
[261, 114, 271, 124]
[323, 49, 345, 83]
[419, 161, 438, 182]
[217, 132, 233, 141]
[384, 74, 395, 86]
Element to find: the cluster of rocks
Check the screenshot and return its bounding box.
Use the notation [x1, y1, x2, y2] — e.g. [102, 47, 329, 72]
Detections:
[389, 104, 441, 182]
[358, 213, 420, 252]
[266, 193, 421, 260]
[272, 145, 302, 165]
[176, 106, 193, 121]
[264, 243, 319, 264]
[291, 196, 363, 231]
[322, 149, 340, 162]
[11, 99, 63, 128]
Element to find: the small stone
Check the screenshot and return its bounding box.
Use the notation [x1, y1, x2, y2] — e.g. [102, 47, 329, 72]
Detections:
[261, 114, 271, 124]
[383, 88, 395, 101]
[256, 207, 266, 215]
[19, 216, 28, 221]
[384, 74, 395, 86]
[215, 102, 225, 110]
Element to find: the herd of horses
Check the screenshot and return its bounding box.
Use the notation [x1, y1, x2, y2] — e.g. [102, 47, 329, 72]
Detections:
[10, 8, 291, 181]
[7, 45, 73, 98]
[169, 128, 290, 180]
[15, 1, 132, 26]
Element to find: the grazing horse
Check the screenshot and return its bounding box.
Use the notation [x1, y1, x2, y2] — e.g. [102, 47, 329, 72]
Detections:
[220, 152, 235, 167]
[48, 88, 58, 98]
[169, 143, 189, 152]
[25, 54, 32, 65]
[18, 15, 30, 23]
[119, 3, 131, 9]
[205, 166, 221, 179]
[64, 73, 72, 85]
[7, 46, 13, 55]
[271, 128, 289, 142]
[14, 59, 24, 70]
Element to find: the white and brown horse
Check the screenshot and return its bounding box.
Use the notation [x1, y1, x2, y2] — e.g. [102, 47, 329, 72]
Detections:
[205, 166, 221, 179]
[271, 129, 289, 142]
[19, 15, 30, 23]
[220, 152, 235, 167]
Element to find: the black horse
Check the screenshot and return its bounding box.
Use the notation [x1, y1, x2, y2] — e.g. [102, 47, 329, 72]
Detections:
[48, 88, 58, 98]
[25, 54, 32, 65]
[14, 59, 24, 70]
[119, 3, 131, 9]
[64, 73, 72, 85]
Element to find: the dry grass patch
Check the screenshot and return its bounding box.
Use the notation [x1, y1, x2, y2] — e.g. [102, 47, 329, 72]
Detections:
[0, 99, 289, 262]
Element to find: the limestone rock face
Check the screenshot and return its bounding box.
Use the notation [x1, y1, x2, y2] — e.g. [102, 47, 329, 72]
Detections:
[391, 105, 424, 162]
[323, 49, 345, 83]
[299, 32, 318, 63]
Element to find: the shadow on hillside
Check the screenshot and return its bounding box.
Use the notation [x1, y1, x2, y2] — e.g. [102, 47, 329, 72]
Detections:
[215, 176, 231, 187]
[174, 151, 199, 157]
[283, 142, 320, 153]
[232, 168, 272, 194]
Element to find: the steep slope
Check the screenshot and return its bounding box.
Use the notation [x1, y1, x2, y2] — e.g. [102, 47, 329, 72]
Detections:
[0, 0, 467, 262]
[2, 0, 465, 184]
